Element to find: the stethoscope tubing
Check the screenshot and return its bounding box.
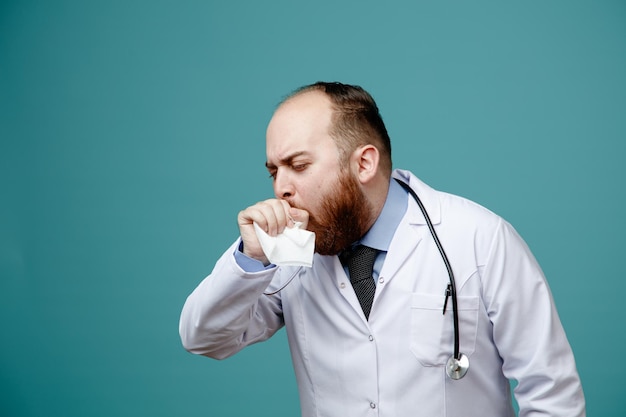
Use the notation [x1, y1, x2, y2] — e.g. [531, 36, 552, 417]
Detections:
[395, 179, 462, 362]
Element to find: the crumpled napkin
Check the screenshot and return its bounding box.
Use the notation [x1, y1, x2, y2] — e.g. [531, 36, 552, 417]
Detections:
[253, 222, 315, 267]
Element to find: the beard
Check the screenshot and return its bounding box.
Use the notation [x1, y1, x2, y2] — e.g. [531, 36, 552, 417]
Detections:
[298, 170, 373, 256]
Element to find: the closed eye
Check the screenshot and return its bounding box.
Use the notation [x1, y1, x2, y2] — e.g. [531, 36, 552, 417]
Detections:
[266, 151, 311, 180]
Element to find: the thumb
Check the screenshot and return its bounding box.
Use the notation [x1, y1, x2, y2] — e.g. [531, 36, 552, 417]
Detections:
[289, 207, 309, 228]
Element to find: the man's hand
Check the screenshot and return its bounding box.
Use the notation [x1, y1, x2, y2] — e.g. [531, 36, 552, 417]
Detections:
[237, 199, 309, 265]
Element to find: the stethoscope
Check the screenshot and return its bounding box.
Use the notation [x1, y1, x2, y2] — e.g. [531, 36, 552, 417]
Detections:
[263, 179, 469, 380]
[395, 179, 469, 380]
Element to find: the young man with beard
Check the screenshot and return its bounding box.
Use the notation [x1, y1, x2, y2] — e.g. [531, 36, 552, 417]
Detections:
[179, 82, 585, 416]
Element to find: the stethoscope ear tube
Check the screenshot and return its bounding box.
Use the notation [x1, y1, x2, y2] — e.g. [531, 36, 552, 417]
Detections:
[395, 179, 469, 379]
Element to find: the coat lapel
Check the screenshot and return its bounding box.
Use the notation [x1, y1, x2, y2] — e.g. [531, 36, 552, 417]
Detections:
[378, 170, 442, 288]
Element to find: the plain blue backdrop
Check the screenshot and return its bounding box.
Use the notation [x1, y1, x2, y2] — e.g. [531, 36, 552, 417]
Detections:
[1, 1, 624, 416]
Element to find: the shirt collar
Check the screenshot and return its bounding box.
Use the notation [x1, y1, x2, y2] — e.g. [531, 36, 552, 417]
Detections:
[358, 178, 408, 252]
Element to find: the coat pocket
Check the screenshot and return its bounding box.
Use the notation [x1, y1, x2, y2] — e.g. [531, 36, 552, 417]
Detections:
[409, 293, 479, 366]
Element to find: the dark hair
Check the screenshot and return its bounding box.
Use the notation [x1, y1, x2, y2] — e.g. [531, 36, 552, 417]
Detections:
[285, 81, 392, 175]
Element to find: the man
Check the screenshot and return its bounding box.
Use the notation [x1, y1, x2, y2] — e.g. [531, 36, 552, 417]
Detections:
[179, 82, 585, 416]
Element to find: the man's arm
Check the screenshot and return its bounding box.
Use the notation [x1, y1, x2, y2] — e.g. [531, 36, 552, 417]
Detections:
[483, 220, 585, 416]
[179, 239, 283, 359]
[179, 198, 309, 359]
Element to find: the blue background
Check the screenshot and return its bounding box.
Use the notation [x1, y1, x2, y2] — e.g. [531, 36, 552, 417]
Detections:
[1, 1, 624, 416]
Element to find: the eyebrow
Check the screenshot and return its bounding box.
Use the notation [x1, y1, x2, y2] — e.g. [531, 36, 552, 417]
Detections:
[265, 151, 309, 170]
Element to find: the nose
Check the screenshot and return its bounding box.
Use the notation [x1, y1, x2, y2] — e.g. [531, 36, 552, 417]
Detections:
[273, 168, 295, 200]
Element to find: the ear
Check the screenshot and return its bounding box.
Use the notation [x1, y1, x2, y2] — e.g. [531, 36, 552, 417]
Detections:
[353, 144, 380, 184]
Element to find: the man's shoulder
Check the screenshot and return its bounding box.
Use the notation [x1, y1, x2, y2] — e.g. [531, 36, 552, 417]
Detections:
[393, 168, 503, 229]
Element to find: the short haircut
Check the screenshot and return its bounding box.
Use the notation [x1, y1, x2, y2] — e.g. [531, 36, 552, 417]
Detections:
[284, 81, 392, 175]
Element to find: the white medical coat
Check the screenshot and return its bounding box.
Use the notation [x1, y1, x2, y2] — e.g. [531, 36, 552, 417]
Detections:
[180, 169, 585, 417]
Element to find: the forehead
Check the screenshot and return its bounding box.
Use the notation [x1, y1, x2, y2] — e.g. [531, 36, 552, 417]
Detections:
[266, 91, 337, 160]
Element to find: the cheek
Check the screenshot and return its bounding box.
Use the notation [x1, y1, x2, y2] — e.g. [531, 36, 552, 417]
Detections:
[296, 179, 327, 213]
[295, 162, 341, 210]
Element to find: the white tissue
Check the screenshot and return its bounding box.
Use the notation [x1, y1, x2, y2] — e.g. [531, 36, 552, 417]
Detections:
[253, 222, 315, 267]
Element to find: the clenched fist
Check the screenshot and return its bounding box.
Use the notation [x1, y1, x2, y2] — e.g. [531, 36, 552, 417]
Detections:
[237, 198, 309, 265]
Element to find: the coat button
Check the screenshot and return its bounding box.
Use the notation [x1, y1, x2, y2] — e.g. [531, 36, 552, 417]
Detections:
[370, 402, 376, 409]
[368, 335, 374, 341]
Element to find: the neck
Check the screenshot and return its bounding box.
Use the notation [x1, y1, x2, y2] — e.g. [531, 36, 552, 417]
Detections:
[362, 173, 391, 233]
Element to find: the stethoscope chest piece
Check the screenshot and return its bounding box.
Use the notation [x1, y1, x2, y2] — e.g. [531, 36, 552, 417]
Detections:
[446, 353, 469, 380]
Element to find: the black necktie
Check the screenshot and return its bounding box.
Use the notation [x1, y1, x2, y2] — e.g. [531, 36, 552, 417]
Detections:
[343, 245, 378, 320]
